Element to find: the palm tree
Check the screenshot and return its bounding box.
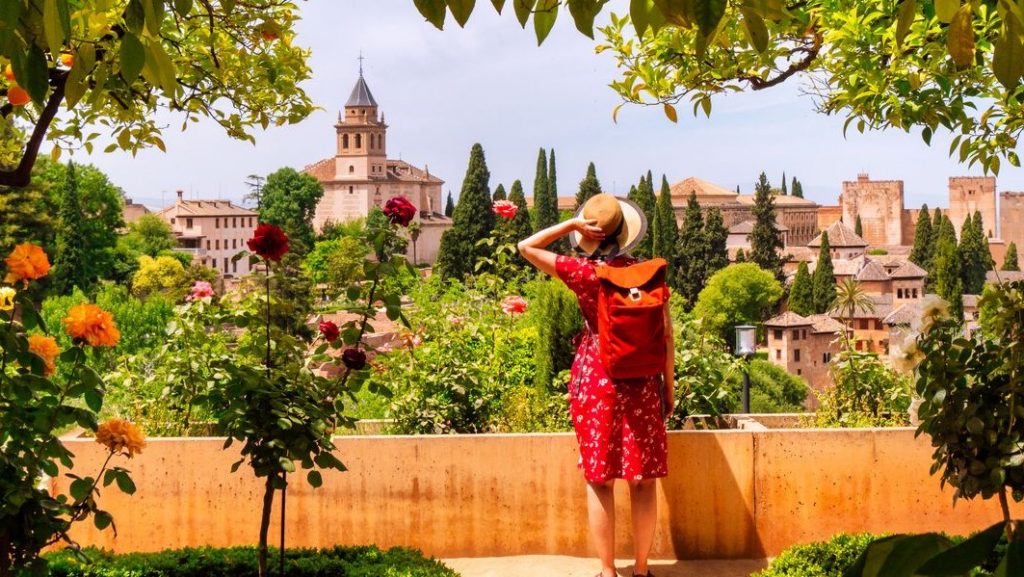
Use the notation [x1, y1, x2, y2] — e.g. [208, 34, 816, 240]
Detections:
[831, 277, 877, 415]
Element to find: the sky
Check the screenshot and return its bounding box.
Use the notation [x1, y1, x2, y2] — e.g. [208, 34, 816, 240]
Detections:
[77, 1, 1024, 212]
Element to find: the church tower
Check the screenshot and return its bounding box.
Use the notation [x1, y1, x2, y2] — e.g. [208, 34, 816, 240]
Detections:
[334, 67, 387, 181]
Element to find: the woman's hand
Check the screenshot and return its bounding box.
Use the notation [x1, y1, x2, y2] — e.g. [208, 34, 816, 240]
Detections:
[574, 218, 606, 242]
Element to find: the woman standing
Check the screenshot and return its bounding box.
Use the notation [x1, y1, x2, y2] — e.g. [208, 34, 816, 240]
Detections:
[517, 193, 674, 577]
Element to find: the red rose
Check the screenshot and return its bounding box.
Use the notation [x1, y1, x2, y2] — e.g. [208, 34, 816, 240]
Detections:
[492, 200, 518, 219]
[383, 197, 417, 227]
[319, 320, 340, 342]
[247, 223, 289, 261]
[342, 347, 367, 371]
[501, 295, 528, 315]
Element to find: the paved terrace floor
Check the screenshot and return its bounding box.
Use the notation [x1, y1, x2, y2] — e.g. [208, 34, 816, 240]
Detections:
[443, 556, 769, 577]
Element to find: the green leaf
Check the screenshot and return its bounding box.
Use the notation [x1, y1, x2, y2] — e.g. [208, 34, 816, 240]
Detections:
[1004, 541, 1024, 577]
[917, 521, 1005, 576]
[43, 0, 68, 57]
[278, 457, 295, 473]
[120, 33, 146, 81]
[567, 0, 603, 38]
[93, 510, 113, 530]
[143, 0, 166, 36]
[146, 40, 178, 95]
[69, 477, 92, 501]
[125, 0, 146, 33]
[935, 0, 959, 23]
[413, 0, 447, 29]
[896, 0, 917, 48]
[693, 0, 726, 37]
[20, 46, 50, 104]
[878, 534, 953, 577]
[514, 0, 537, 27]
[491, 0, 506, 12]
[115, 471, 137, 495]
[948, 4, 975, 67]
[65, 45, 91, 109]
[993, 23, 1024, 90]
[740, 8, 769, 52]
[84, 389, 103, 413]
[446, 0, 476, 27]
[534, 0, 559, 44]
[173, 0, 194, 16]
[307, 470, 323, 488]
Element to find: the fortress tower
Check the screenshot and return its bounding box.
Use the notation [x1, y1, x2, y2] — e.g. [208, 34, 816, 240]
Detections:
[1001, 191, 1024, 256]
[947, 177, 997, 238]
[839, 174, 905, 246]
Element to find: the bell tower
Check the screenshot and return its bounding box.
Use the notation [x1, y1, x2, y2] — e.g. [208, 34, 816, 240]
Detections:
[335, 60, 387, 181]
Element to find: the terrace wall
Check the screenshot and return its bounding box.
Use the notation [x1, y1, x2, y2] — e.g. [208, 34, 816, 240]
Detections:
[60, 429, 1023, 559]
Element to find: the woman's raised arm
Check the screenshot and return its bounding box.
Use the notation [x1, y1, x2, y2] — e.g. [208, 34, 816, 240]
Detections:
[517, 218, 604, 277]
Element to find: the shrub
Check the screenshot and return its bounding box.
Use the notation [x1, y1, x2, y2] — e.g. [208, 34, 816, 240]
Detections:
[728, 359, 808, 413]
[813, 351, 911, 428]
[753, 533, 886, 577]
[527, 278, 581, 393]
[44, 546, 460, 577]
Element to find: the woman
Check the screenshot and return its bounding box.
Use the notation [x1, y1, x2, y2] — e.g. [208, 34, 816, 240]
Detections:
[517, 193, 674, 577]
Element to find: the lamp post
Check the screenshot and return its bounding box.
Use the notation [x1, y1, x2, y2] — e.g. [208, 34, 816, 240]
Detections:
[734, 325, 757, 414]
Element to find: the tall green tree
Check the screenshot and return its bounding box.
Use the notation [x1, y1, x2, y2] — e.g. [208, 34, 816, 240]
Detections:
[259, 167, 325, 256]
[1003, 242, 1019, 272]
[51, 163, 90, 294]
[492, 183, 506, 201]
[703, 207, 729, 280]
[574, 162, 602, 210]
[933, 216, 963, 320]
[789, 261, 814, 316]
[693, 263, 784, 345]
[854, 214, 863, 237]
[959, 211, 993, 295]
[748, 172, 784, 280]
[507, 180, 533, 244]
[548, 149, 558, 207]
[445, 192, 455, 217]
[780, 172, 787, 195]
[0, 168, 57, 255]
[909, 205, 933, 270]
[653, 175, 678, 266]
[812, 231, 837, 314]
[674, 192, 705, 307]
[532, 148, 557, 233]
[791, 177, 804, 198]
[436, 143, 495, 279]
[628, 171, 657, 258]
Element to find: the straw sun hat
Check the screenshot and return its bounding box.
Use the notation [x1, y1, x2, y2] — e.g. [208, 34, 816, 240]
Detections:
[568, 193, 648, 258]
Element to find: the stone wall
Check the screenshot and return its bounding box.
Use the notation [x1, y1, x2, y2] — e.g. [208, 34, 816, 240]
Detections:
[948, 177, 997, 239]
[61, 430, 1023, 560]
[1001, 191, 1024, 258]
[840, 175, 905, 246]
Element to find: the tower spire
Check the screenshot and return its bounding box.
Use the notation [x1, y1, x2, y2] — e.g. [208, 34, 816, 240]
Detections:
[358, 50, 365, 77]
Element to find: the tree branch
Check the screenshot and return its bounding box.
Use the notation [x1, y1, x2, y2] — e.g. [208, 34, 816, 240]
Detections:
[0, 73, 68, 188]
[738, 32, 823, 91]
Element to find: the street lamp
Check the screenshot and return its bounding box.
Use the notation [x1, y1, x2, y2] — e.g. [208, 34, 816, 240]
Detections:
[734, 325, 757, 414]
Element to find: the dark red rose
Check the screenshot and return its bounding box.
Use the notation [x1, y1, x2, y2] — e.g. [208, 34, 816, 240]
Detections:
[248, 223, 289, 261]
[342, 347, 367, 371]
[383, 196, 417, 227]
[319, 320, 340, 342]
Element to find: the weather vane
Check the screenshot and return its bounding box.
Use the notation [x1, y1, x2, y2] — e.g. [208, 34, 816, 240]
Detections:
[358, 50, 365, 76]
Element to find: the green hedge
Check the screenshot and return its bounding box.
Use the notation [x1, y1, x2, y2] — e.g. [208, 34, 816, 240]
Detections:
[45, 546, 460, 577]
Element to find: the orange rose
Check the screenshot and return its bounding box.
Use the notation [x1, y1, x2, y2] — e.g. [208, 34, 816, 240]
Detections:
[27, 334, 60, 376]
[63, 303, 120, 347]
[95, 418, 146, 457]
[4, 243, 51, 285]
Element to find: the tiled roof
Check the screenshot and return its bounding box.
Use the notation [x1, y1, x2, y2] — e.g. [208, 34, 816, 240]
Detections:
[123, 203, 150, 223]
[784, 246, 815, 263]
[670, 177, 739, 201]
[735, 193, 818, 207]
[524, 195, 578, 211]
[808, 220, 868, 248]
[855, 260, 891, 282]
[832, 257, 864, 277]
[346, 75, 378, 107]
[808, 314, 846, 334]
[156, 199, 256, 218]
[728, 220, 789, 234]
[883, 303, 921, 326]
[385, 160, 444, 183]
[764, 311, 813, 327]
[987, 270, 1024, 283]
[889, 260, 928, 279]
[829, 294, 893, 319]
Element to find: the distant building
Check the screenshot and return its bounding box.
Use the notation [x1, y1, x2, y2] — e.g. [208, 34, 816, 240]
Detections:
[155, 190, 257, 278]
[122, 197, 151, 225]
[808, 221, 868, 261]
[726, 220, 788, 250]
[764, 311, 846, 408]
[304, 70, 451, 264]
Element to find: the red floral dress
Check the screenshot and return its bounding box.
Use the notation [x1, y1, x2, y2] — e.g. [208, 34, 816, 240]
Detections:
[555, 255, 669, 484]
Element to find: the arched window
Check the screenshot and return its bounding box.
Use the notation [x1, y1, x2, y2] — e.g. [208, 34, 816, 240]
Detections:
[349, 165, 354, 174]
[342, 134, 349, 149]
[355, 134, 362, 148]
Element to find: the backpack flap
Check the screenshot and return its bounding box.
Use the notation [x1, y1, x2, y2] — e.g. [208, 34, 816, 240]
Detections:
[595, 258, 668, 290]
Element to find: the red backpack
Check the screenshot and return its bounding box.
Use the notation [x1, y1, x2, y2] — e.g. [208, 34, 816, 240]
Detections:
[594, 258, 670, 379]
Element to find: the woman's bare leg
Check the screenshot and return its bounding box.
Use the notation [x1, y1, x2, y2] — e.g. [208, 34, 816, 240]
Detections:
[587, 479, 617, 577]
[628, 479, 658, 576]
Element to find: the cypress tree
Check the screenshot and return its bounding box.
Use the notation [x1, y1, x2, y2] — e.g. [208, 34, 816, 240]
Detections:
[812, 230, 837, 313]
[548, 149, 558, 207]
[532, 148, 557, 232]
[492, 183, 506, 201]
[789, 261, 814, 316]
[909, 204, 932, 269]
[51, 162, 91, 294]
[736, 185, 741, 193]
[507, 179, 533, 268]
[653, 174, 678, 266]
[674, 192, 705, 307]
[1003, 242, 1019, 271]
[959, 211, 992, 294]
[933, 216, 963, 319]
[791, 176, 802, 198]
[781, 172, 787, 195]
[854, 214, 863, 237]
[444, 191, 455, 217]
[749, 171, 784, 280]
[628, 172, 657, 258]
[973, 211, 994, 270]
[574, 162, 601, 210]
[436, 143, 495, 279]
[703, 207, 729, 279]
[735, 248, 746, 263]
